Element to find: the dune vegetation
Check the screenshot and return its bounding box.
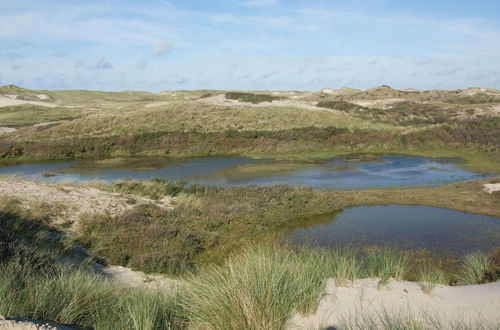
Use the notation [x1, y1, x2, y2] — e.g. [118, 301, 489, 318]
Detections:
[1, 85, 499, 328]
[0, 85, 499, 173]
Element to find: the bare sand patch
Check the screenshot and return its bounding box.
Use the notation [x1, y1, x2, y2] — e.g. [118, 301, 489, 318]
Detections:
[0, 95, 58, 108]
[351, 98, 408, 109]
[94, 264, 182, 290]
[196, 94, 342, 114]
[288, 278, 500, 329]
[0, 127, 17, 135]
[484, 183, 500, 194]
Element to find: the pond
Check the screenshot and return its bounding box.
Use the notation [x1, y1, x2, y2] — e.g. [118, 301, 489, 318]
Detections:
[286, 205, 500, 255]
[0, 154, 489, 190]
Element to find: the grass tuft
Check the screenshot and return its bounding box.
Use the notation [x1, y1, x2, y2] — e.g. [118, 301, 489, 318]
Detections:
[182, 245, 326, 330]
[418, 267, 447, 294]
[362, 248, 407, 289]
[455, 251, 492, 285]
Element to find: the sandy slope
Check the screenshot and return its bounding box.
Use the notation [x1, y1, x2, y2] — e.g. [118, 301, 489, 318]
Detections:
[0, 178, 173, 230]
[0, 95, 57, 108]
[194, 93, 342, 114]
[288, 278, 500, 329]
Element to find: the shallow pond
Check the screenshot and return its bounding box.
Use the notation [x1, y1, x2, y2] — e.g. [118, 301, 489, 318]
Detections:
[0, 154, 489, 190]
[286, 205, 500, 255]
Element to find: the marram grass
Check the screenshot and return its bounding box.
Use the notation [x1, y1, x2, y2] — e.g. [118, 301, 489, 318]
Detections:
[455, 251, 492, 285]
[181, 245, 326, 330]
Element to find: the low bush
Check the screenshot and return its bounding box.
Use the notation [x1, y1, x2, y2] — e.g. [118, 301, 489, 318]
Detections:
[225, 92, 282, 103]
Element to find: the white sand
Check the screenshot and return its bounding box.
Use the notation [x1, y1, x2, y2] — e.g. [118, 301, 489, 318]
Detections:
[0, 95, 57, 108]
[0, 127, 17, 135]
[484, 183, 500, 194]
[288, 278, 500, 329]
[95, 264, 182, 290]
[195, 93, 342, 114]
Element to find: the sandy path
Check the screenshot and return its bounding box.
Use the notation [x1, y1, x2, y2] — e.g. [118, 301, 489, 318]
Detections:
[94, 264, 182, 290]
[288, 278, 500, 329]
[0, 95, 58, 108]
[0, 178, 173, 230]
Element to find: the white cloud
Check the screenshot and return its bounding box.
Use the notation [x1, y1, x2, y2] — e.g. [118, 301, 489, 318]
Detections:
[152, 41, 173, 56]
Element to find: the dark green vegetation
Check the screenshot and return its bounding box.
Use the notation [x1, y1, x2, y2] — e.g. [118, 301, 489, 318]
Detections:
[225, 91, 283, 103]
[76, 178, 500, 276]
[317, 100, 459, 125]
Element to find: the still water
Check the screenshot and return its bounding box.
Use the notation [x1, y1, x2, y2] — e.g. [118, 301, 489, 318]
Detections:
[0, 154, 489, 190]
[286, 205, 500, 255]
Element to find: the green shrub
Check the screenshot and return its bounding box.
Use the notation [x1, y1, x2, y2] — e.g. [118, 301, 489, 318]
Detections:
[225, 92, 282, 103]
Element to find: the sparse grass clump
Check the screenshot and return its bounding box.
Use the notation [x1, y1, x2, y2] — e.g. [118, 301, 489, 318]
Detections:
[455, 251, 492, 285]
[339, 307, 500, 330]
[418, 267, 447, 294]
[322, 247, 360, 286]
[362, 248, 407, 288]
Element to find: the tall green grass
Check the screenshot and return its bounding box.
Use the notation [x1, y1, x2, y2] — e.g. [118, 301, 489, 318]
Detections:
[455, 251, 492, 285]
[182, 245, 326, 330]
[0, 262, 184, 330]
[362, 248, 407, 288]
[418, 267, 447, 294]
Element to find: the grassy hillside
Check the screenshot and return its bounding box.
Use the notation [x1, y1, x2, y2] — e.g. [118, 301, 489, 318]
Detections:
[0, 85, 498, 172]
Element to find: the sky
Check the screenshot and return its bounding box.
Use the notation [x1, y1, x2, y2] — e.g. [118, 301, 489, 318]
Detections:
[1, 0, 500, 92]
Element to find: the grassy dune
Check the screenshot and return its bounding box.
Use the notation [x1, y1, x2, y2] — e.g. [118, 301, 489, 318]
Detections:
[0, 86, 498, 174]
[0, 104, 84, 127]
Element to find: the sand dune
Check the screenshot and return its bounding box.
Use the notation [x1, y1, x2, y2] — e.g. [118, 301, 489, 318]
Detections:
[289, 278, 500, 329]
[0, 95, 57, 108]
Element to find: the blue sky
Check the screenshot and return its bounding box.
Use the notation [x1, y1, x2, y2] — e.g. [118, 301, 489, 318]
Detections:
[1, 0, 500, 91]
